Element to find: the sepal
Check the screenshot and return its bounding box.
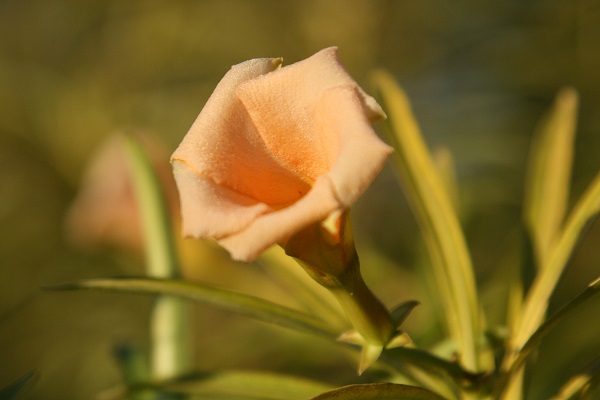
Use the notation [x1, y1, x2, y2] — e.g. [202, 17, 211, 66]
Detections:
[338, 328, 413, 374]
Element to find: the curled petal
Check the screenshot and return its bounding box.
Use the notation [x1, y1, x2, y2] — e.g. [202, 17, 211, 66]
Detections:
[230, 84, 392, 259]
[172, 57, 310, 206]
[219, 175, 341, 261]
[236, 47, 386, 182]
[316, 86, 393, 206]
[172, 160, 271, 240]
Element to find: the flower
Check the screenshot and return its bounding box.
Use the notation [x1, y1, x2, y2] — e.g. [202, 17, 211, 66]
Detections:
[171, 47, 392, 262]
[66, 133, 178, 252]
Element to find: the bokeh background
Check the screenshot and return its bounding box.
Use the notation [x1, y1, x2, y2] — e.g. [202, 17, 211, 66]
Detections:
[1, 0, 600, 398]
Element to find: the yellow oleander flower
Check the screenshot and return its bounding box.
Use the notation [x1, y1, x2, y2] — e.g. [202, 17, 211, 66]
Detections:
[171, 47, 391, 262]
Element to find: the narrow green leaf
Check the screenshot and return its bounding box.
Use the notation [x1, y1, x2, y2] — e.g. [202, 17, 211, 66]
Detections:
[382, 347, 480, 390]
[515, 276, 600, 369]
[550, 374, 593, 400]
[496, 276, 600, 397]
[121, 134, 178, 278]
[370, 70, 480, 371]
[134, 370, 332, 400]
[309, 383, 447, 400]
[523, 88, 578, 270]
[580, 373, 600, 400]
[49, 277, 337, 339]
[0, 371, 37, 400]
[257, 246, 347, 330]
[432, 147, 460, 212]
[514, 170, 600, 349]
[122, 134, 192, 381]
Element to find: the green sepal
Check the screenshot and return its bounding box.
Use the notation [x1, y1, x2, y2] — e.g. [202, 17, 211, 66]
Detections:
[390, 300, 420, 328]
[359, 345, 385, 375]
[386, 331, 413, 349]
[338, 328, 412, 374]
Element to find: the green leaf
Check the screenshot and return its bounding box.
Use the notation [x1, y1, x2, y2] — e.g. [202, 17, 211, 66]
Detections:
[370, 70, 481, 372]
[501, 90, 588, 397]
[121, 134, 178, 278]
[122, 134, 192, 381]
[513, 169, 600, 349]
[580, 372, 600, 400]
[550, 373, 594, 400]
[381, 346, 480, 394]
[432, 147, 460, 212]
[523, 88, 578, 271]
[48, 277, 337, 339]
[133, 370, 333, 400]
[257, 246, 347, 330]
[0, 371, 37, 400]
[496, 276, 600, 397]
[552, 357, 600, 400]
[309, 383, 447, 400]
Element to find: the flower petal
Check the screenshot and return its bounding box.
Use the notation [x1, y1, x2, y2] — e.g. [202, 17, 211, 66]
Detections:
[65, 135, 141, 250]
[236, 47, 385, 183]
[219, 175, 342, 261]
[66, 133, 178, 252]
[317, 86, 393, 206]
[172, 57, 310, 206]
[173, 161, 271, 239]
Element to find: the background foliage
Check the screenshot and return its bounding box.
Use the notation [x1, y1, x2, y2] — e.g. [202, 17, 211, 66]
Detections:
[1, 0, 600, 398]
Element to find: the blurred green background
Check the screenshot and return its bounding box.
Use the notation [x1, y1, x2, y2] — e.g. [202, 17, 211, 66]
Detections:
[1, 0, 600, 398]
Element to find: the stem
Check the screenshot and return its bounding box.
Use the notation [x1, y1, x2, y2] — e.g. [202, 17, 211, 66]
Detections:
[123, 134, 192, 380]
[284, 213, 394, 348]
[329, 253, 394, 345]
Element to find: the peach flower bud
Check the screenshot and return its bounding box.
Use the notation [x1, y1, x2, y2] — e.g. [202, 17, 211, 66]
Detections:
[171, 47, 392, 262]
[66, 133, 178, 252]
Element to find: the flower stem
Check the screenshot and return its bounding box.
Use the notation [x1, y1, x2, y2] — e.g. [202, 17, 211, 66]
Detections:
[284, 214, 395, 348]
[329, 252, 394, 345]
[123, 134, 193, 380]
